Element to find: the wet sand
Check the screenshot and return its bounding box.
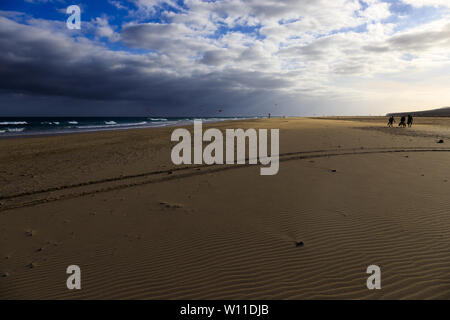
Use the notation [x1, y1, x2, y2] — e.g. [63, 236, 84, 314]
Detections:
[1, 117, 450, 299]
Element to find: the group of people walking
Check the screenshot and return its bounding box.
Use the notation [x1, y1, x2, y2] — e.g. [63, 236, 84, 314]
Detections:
[387, 115, 413, 128]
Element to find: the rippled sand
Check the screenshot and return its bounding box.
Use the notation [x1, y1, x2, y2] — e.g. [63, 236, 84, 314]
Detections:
[1, 117, 449, 299]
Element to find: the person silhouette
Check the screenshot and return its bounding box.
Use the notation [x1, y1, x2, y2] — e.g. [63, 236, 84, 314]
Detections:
[399, 116, 406, 128]
[407, 115, 413, 127]
[387, 116, 395, 127]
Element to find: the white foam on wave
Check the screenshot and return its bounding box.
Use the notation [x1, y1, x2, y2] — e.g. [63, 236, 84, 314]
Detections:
[0, 121, 28, 125]
[7, 128, 25, 132]
[68, 121, 78, 125]
[78, 121, 148, 130]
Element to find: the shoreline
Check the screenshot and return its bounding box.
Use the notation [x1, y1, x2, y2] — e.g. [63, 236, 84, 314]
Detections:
[0, 117, 262, 140]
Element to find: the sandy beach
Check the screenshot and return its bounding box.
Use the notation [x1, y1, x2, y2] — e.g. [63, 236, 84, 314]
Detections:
[1, 117, 450, 299]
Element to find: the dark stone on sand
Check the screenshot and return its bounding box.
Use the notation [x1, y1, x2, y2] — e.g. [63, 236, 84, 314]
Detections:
[331, 169, 337, 173]
[25, 230, 36, 237]
[168, 171, 173, 175]
[295, 241, 304, 247]
[28, 262, 37, 269]
[1, 272, 9, 278]
[437, 139, 444, 144]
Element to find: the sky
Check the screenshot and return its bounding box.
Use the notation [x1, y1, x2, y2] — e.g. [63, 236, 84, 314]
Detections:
[0, 0, 450, 116]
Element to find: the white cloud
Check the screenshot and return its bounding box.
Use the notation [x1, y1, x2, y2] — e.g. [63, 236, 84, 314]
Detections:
[94, 17, 120, 42]
[117, 0, 450, 113]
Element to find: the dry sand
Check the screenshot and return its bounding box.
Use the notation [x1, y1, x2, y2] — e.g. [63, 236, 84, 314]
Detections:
[0, 117, 449, 299]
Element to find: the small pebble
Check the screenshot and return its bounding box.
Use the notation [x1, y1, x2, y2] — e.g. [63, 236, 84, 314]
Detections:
[1, 272, 9, 278]
[295, 241, 305, 247]
[25, 230, 36, 237]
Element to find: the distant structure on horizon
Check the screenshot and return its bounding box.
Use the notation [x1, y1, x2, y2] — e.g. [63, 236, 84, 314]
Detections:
[387, 107, 450, 117]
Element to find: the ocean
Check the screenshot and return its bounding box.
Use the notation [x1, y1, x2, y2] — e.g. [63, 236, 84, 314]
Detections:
[0, 117, 255, 137]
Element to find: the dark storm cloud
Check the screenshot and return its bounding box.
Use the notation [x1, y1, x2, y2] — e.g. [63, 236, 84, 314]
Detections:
[0, 16, 298, 116]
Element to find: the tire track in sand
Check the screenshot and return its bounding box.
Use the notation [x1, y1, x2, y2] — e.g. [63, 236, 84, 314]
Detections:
[1, 146, 450, 212]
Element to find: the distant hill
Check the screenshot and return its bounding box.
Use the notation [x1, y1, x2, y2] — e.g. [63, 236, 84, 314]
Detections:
[387, 107, 450, 117]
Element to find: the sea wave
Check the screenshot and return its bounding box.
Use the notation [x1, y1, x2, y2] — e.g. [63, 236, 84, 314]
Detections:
[40, 121, 61, 125]
[6, 128, 25, 132]
[0, 117, 251, 137]
[0, 121, 28, 125]
[77, 121, 148, 130]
